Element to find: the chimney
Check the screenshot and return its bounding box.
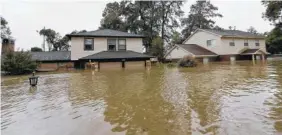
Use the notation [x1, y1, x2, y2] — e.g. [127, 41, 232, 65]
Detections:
[1, 38, 15, 54]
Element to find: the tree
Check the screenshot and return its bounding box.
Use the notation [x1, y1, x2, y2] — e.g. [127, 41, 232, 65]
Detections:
[39, 28, 57, 51]
[150, 37, 165, 61]
[38, 28, 71, 51]
[181, 0, 222, 39]
[1, 51, 37, 75]
[247, 26, 258, 34]
[262, 1, 282, 26]
[100, 1, 127, 31]
[266, 27, 282, 54]
[171, 30, 182, 45]
[100, 1, 185, 50]
[31, 47, 43, 52]
[158, 1, 184, 43]
[262, 1, 282, 54]
[1, 16, 12, 40]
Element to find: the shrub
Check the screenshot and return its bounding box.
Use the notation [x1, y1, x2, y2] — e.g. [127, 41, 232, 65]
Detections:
[150, 37, 165, 61]
[177, 55, 197, 67]
[1, 51, 37, 75]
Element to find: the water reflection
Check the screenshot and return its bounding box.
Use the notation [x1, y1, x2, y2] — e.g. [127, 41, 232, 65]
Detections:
[1, 61, 282, 135]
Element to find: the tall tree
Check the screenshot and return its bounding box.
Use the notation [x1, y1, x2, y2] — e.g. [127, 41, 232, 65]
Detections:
[159, 1, 184, 43]
[100, 1, 185, 52]
[247, 26, 258, 34]
[262, 1, 282, 54]
[1, 17, 12, 40]
[262, 1, 282, 26]
[100, 1, 127, 31]
[181, 1, 222, 39]
[266, 27, 282, 54]
[39, 28, 71, 51]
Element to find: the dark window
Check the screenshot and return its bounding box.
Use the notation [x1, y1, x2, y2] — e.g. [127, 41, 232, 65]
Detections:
[84, 38, 94, 50]
[255, 40, 259, 46]
[229, 38, 235, 46]
[108, 39, 116, 51]
[244, 39, 248, 46]
[118, 39, 126, 51]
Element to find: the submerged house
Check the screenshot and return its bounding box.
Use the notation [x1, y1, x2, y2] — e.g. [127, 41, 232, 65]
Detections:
[32, 29, 153, 70]
[165, 29, 268, 63]
[31, 51, 73, 71]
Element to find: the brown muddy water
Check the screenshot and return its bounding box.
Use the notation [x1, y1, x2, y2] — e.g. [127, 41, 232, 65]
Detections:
[1, 60, 282, 135]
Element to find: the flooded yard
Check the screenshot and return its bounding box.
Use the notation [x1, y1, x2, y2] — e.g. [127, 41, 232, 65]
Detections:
[1, 60, 282, 135]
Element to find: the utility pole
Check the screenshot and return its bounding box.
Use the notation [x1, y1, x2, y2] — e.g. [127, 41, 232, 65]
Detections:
[36, 26, 46, 51]
[42, 27, 46, 51]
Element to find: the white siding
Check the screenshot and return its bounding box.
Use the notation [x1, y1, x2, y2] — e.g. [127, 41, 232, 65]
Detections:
[183, 30, 267, 55]
[70, 37, 143, 60]
[221, 38, 266, 54]
[126, 38, 143, 53]
[165, 46, 191, 60]
[184, 31, 222, 54]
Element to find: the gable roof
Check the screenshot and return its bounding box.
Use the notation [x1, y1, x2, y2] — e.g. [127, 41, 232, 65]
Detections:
[240, 49, 269, 55]
[79, 50, 154, 60]
[67, 29, 145, 38]
[177, 44, 217, 56]
[182, 28, 265, 44]
[30, 51, 71, 61]
[201, 29, 265, 39]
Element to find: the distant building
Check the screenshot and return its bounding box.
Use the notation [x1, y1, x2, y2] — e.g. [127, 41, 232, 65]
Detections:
[1, 38, 15, 54]
[165, 28, 268, 63]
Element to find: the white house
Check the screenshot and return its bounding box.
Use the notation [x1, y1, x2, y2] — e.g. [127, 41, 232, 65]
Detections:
[165, 28, 268, 62]
[66, 29, 154, 69]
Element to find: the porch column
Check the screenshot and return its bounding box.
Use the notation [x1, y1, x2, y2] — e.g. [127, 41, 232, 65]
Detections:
[230, 56, 236, 62]
[203, 57, 209, 64]
[262, 54, 265, 62]
[252, 54, 255, 64]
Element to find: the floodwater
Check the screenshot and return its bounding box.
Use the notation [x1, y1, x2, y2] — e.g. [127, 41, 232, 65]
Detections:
[1, 60, 282, 135]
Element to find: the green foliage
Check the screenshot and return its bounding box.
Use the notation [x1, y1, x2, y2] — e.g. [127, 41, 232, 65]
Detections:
[39, 28, 70, 51]
[262, 1, 282, 26]
[181, 1, 222, 38]
[150, 37, 165, 61]
[1, 16, 12, 40]
[31, 47, 43, 52]
[171, 30, 182, 45]
[1, 51, 37, 75]
[247, 26, 258, 34]
[100, 1, 185, 48]
[266, 27, 282, 54]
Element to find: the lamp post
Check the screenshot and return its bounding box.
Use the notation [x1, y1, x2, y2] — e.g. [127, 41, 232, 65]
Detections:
[29, 71, 39, 86]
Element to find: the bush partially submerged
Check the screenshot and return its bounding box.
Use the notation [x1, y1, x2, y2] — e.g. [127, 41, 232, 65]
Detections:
[1, 51, 37, 75]
[178, 55, 197, 67]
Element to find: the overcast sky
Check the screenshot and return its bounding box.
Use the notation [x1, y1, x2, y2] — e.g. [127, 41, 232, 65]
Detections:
[0, 0, 274, 51]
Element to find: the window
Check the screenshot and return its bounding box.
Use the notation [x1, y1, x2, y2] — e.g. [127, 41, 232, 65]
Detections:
[244, 39, 248, 46]
[255, 40, 259, 46]
[108, 39, 116, 51]
[229, 39, 235, 46]
[207, 39, 215, 46]
[118, 39, 126, 51]
[84, 38, 94, 50]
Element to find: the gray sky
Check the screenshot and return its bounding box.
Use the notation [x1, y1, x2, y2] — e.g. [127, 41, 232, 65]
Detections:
[1, 0, 273, 50]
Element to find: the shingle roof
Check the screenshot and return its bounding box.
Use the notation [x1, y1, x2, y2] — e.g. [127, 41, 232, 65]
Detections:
[79, 51, 154, 60]
[241, 49, 259, 54]
[177, 44, 217, 56]
[201, 29, 265, 38]
[30, 51, 71, 61]
[67, 29, 145, 38]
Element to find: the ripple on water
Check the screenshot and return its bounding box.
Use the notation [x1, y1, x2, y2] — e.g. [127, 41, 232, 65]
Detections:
[1, 61, 282, 135]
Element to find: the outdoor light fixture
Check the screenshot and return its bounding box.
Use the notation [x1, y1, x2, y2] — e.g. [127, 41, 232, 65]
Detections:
[29, 71, 39, 86]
